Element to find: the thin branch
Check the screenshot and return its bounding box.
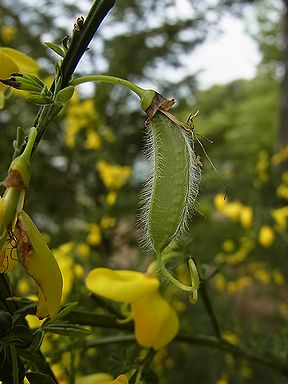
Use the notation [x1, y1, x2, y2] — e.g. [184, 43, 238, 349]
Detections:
[62, 310, 288, 376]
[199, 280, 222, 339]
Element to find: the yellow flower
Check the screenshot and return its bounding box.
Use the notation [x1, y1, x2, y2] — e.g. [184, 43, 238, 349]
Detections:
[76, 373, 129, 384]
[214, 193, 227, 211]
[86, 268, 179, 349]
[65, 97, 99, 148]
[276, 184, 288, 200]
[222, 201, 243, 222]
[53, 242, 74, 302]
[217, 375, 229, 384]
[75, 242, 90, 258]
[0, 47, 39, 93]
[106, 191, 117, 206]
[239, 206, 253, 228]
[222, 239, 235, 253]
[258, 225, 275, 247]
[254, 268, 271, 284]
[272, 270, 285, 285]
[272, 206, 288, 231]
[87, 224, 102, 246]
[256, 150, 269, 183]
[223, 331, 239, 345]
[1, 25, 16, 43]
[97, 161, 132, 190]
[272, 146, 288, 165]
[100, 215, 116, 229]
[85, 129, 102, 150]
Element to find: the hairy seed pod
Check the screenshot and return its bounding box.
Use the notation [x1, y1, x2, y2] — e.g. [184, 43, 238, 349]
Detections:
[140, 112, 201, 253]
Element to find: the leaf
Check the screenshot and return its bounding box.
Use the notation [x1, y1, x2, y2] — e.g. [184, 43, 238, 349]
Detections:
[26, 372, 55, 384]
[53, 301, 79, 321]
[0, 310, 13, 337]
[10, 325, 33, 349]
[42, 322, 90, 338]
[44, 42, 65, 58]
[31, 329, 45, 351]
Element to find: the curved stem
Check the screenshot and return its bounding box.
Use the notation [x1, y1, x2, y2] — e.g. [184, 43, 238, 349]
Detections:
[156, 251, 194, 292]
[70, 74, 147, 99]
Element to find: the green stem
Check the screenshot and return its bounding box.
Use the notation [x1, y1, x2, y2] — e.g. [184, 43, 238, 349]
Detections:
[156, 251, 194, 292]
[61, 310, 288, 375]
[199, 280, 222, 340]
[70, 75, 147, 99]
[10, 345, 19, 384]
[30, 0, 116, 156]
[60, 0, 116, 88]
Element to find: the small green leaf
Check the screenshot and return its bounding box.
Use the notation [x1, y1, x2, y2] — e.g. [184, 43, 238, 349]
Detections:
[54, 302, 79, 321]
[9, 325, 33, 349]
[0, 311, 13, 337]
[43, 323, 90, 337]
[31, 329, 45, 351]
[56, 86, 74, 103]
[27, 94, 54, 105]
[44, 41, 65, 58]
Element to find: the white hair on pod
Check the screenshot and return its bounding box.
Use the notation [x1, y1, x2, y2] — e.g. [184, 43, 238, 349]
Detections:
[137, 112, 201, 253]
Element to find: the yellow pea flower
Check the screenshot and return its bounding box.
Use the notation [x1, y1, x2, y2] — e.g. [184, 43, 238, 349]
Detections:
[239, 206, 253, 228]
[86, 268, 179, 349]
[214, 193, 227, 211]
[87, 223, 102, 246]
[272, 207, 288, 231]
[106, 191, 117, 206]
[1, 25, 16, 43]
[0, 47, 39, 94]
[96, 161, 132, 190]
[258, 225, 275, 247]
[222, 201, 243, 222]
[76, 373, 129, 384]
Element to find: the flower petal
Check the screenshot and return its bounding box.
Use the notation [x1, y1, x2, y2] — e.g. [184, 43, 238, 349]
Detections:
[112, 375, 129, 384]
[133, 291, 179, 349]
[86, 268, 159, 303]
[0, 49, 18, 92]
[1, 47, 39, 73]
[75, 373, 114, 384]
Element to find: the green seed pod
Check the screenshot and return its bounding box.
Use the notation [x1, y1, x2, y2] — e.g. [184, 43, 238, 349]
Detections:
[139, 112, 201, 253]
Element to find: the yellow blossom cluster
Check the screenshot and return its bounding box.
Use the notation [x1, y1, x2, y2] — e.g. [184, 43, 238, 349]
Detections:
[256, 150, 269, 184]
[65, 95, 102, 149]
[97, 161, 132, 190]
[272, 145, 288, 165]
[0, 46, 39, 107]
[258, 225, 275, 247]
[276, 171, 288, 200]
[214, 194, 253, 229]
[1, 25, 16, 43]
[213, 262, 285, 293]
[215, 237, 254, 266]
[271, 206, 288, 232]
[86, 223, 102, 246]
